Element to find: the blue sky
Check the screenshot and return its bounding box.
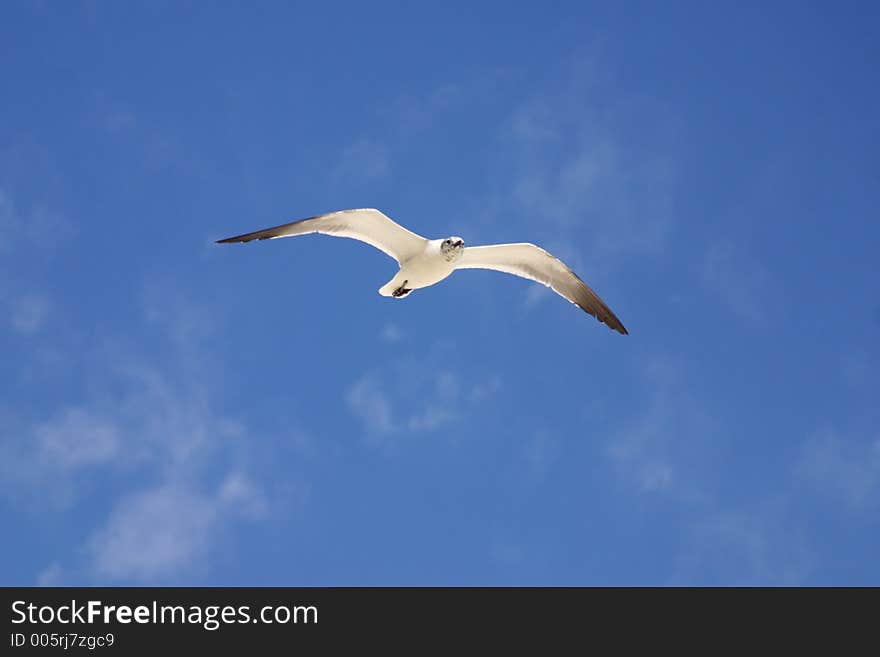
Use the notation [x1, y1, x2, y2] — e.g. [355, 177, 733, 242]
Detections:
[1, 1, 878, 585]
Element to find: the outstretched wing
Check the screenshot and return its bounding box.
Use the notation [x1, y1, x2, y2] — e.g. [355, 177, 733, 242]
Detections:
[216, 208, 427, 264]
[457, 243, 628, 334]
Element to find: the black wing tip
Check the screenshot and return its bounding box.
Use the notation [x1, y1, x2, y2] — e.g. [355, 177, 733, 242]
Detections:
[607, 314, 628, 335]
[603, 316, 628, 335]
[574, 301, 628, 335]
[215, 235, 263, 244]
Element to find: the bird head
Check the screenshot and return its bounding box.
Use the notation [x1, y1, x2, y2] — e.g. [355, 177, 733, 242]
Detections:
[441, 236, 465, 261]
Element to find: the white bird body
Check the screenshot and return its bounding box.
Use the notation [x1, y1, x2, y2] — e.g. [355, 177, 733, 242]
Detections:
[217, 208, 628, 334]
[378, 239, 460, 297]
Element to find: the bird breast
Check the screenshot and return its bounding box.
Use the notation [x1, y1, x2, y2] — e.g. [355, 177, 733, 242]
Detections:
[399, 247, 456, 289]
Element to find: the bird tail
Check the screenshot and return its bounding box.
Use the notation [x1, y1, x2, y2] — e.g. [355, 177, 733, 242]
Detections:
[378, 277, 413, 298]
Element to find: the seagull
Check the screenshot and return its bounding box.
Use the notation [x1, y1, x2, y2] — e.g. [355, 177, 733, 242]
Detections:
[217, 208, 628, 334]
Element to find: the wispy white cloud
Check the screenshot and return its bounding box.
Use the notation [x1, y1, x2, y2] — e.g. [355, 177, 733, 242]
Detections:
[0, 186, 70, 340]
[1, 285, 300, 583]
[603, 355, 816, 585]
[345, 348, 499, 446]
[345, 375, 396, 442]
[482, 57, 677, 275]
[36, 408, 121, 470]
[407, 405, 456, 433]
[444, 56, 677, 318]
[6, 385, 271, 582]
[468, 376, 501, 403]
[407, 370, 460, 432]
[87, 471, 271, 583]
[608, 355, 844, 584]
[523, 283, 554, 309]
[218, 471, 269, 520]
[671, 504, 813, 585]
[88, 482, 220, 582]
[607, 359, 713, 498]
[345, 369, 460, 443]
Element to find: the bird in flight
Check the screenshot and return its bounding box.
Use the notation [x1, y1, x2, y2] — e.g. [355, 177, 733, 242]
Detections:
[217, 208, 628, 334]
